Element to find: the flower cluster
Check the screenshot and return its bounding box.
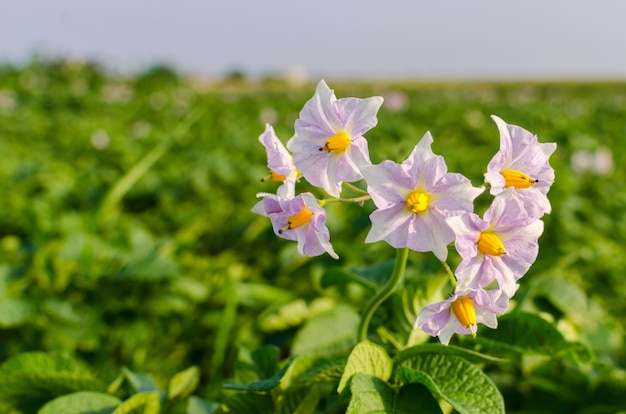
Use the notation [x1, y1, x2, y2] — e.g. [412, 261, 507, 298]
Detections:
[253, 80, 556, 345]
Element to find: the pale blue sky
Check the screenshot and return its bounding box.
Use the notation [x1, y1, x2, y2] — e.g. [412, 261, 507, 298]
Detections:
[1, 0, 626, 79]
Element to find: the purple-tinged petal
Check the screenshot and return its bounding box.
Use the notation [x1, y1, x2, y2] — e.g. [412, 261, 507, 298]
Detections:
[485, 116, 556, 218]
[446, 214, 487, 260]
[415, 297, 454, 333]
[287, 80, 382, 197]
[361, 161, 413, 209]
[341, 96, 384, 137]
[252, 192, 338, 259]
[365, 205, 414, 246]
[363, 132, 482, 260]
[406, 208, 455, 261]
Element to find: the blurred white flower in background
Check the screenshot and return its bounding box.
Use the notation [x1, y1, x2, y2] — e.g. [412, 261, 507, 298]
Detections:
[259, 107, 278, 125]
[91, 129, 110, 150]
[130, 120, 152, 139]
[0, 89, 17, 112]
[571, 146, 614, 176]
[284, 65, 308, 88]
[382, 91, 409, 112]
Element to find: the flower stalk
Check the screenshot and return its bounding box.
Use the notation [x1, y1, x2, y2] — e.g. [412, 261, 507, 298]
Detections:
[358, 247, 409, 342]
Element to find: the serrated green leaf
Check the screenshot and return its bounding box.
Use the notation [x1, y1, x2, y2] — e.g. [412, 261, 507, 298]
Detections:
[394, 343, 508, 365]
[121, 367, 161, 394]
[346, 374, 441, 414]
[394, 353, 504, 414]
[168, 366, 200, 400]
[337, 341, 392, 394]
[112, 391, 160, 414]
[291, 304, 360, 356]
[0, 351, 104, 402]
[39, 391, 121, 414]
[476, 311, 575, 356]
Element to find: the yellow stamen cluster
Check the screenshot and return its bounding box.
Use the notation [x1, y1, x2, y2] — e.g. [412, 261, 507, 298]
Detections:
[279, 206, 313, 234]
[261, 169, 287, 183]
[478, 232, 506, 256]
[502, 169, 538, 189]
[320, 131, 351, 153]
[406, 191, 429, 213]
[451, 296, 477, 338]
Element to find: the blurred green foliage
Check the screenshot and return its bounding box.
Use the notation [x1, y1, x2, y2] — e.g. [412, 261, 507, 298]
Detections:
[0, 58, 626, 412]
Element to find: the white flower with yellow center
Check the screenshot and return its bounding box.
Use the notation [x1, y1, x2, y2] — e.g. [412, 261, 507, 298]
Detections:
[287, 80, 383, 198]
[485, 115, 556, 219]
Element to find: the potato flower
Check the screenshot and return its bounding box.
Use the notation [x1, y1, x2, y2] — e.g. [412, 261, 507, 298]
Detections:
[259, 124, 298, 198]
[361, 132, 483, 261]
[252, 192, 338, 259]
[446, 188, 544, 297]
[484, 115, 557, 218]
[415, 287, 509, 346]
[287, 80, 383, 197]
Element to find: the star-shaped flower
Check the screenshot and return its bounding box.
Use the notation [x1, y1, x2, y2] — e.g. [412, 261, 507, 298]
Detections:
[485, 115, 557, 218]
[252, 192, 338, 259]
[287, 80, 383, 197]
[259, 124, 298, 198]
[361, 132, 484, 261]
[446, 188, 544, 297]
[415, 287, 509, 346]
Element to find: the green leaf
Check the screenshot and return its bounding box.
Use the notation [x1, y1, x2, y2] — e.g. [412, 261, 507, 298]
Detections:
[111, 391, 161, 414]
[320, 268, 378, 292]
[251, 345, 281, 379]
[231, 346, 272, 386]
[337, 341, 392, 394]
[394, 343, 508, 365]
[394, 353, 504, 414]
[275, 386, 321, 414]
[291, 304, 360, 356]
[168, 366, 200, 400]
[350, 260, 397, 289]
[120, 252, 179, 280]
[223, 356, 296, 392]
[346, 374, 441, 414]
[279, 355, 346, 389]
[476, 311, 575, 356]
[258, 299, 311, 333]
[121, 367, 161, 394]
[0, 297, 33, 327]
[234, 282, 295, 307]
[531, 275, 589, 325]
[39, 391, 121, 414]
[0, 351, 104, 402]
[187, 396, 219, 414]
[215, 393, 274, 414]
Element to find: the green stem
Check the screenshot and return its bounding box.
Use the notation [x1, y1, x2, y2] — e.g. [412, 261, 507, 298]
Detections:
[441, 261, 457, 289]
[343, 181, 369, 196]
[358, 247, 410, 342]
[319, 194, 371, 207]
